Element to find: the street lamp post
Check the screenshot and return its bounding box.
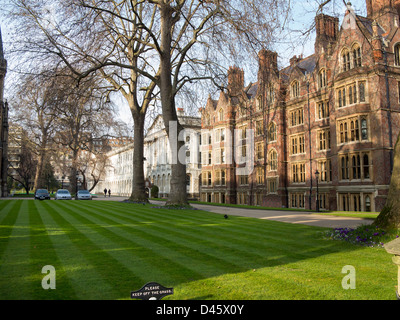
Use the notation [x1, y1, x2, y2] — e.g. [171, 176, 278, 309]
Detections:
[61, 176, 65, 189]
[315, 170, 320, 212]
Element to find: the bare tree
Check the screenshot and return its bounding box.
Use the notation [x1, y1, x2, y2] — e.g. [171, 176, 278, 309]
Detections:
[138, 0, 289, 205]
[80, 151, 110, 192]
[8, 0, 162, 202]
[13, 73, 61, 190]
[8, 0, 289, 205]
[8, 129, 36, 194]
[51, 74, 116, 193]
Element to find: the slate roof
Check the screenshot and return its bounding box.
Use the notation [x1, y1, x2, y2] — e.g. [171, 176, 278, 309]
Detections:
[246, 82, 258, 99]
[356, 15, 385, 36]
[280, 54, 317, 81]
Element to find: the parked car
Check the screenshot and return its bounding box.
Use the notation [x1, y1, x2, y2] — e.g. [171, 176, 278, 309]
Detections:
[55, 189, 72, 200]
[35, 189, 50, 200]
[76, 190, 92, 200]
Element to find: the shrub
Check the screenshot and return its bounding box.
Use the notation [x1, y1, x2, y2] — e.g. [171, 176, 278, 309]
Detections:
[151, 185, 159, 198]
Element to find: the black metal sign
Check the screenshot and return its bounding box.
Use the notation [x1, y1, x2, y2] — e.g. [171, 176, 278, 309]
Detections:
[131, 282, 174, 300]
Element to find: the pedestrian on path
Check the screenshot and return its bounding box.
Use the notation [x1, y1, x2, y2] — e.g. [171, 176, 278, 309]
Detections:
[108, 189, 111, 197]
[104, 188, 107, 197]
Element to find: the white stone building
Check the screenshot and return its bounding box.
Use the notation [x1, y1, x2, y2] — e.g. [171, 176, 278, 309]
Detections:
[144, 109, 202, 199]
[92, 109, 202, 199]
[92, 142, 134, 196]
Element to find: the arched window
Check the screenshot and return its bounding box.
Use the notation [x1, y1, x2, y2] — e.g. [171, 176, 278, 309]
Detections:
[365, 195, 371, 212]
[267, 85, 274, 104]
[359, 82, 366, 102]
[291, 81, 299, 98]
[350, 120, 355, 141]
[352, 155, 361, 179]
[206, 114, 211, 126]
[268, 122, 277, 142]
[349, 86, 353, 104]
[361, 118, 368, 140]
[256, 96, 263, 111]
[355, 120, 359, 140]
[342, 49, 351, 71]
[318, 69, 327, 88]
[363, 154, 370, 179]
[395, 43, 400, 66]
[340, 123, 344, 143]
[342, 88, 347, 106]
[268, 150, 278, 171]
[341, 157, 345, 179]
[218, 108, 224, 121]
[352, 44, 362, 67]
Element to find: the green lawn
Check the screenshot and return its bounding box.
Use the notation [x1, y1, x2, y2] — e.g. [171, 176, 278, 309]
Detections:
[0, 199, 397, 300]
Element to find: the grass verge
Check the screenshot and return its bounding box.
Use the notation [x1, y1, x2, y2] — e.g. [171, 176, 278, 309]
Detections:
[0, 199, 397, 300]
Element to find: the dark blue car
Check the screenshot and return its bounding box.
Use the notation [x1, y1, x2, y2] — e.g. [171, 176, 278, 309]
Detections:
[34, 189, 50, 200]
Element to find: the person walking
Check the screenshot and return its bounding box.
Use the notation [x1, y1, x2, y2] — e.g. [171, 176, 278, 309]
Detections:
[104, 188, 107, 197]
[108, 189, 111, 197]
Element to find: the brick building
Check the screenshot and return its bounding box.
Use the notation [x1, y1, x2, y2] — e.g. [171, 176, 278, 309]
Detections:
[199, 1, 400, 212]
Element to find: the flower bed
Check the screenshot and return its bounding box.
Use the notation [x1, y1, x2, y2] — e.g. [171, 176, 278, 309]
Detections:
[325, 225, 399, 248]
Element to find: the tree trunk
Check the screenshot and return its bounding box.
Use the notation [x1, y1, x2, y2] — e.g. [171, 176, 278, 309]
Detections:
[33, 143, 47, 190]
[33, 155, 44, 190]
[71, 149, 79, 195]
[374, 133, 400, 230]
[159, 4, 188, 206]
[129, 112, 148, 202]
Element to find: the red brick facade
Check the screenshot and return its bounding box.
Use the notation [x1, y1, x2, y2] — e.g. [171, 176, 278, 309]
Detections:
[200, 1, 400, 212]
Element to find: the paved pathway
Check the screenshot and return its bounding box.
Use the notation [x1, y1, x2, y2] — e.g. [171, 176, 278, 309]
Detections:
[149, 200, 374, 229]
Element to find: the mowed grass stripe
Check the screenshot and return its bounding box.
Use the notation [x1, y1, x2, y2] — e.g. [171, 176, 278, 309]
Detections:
[88, 204, 364, 299]
[65, 202, 249, 276]
[132, 204, 334, 254]
[52, 201, 221, 282]
[91, 201, 310, 247]
[49, 201, 201, 285]
[0, 201, 34, 299]
[43, 201, 181, 299]
[0, 199, 15, 213]
[66, 201, 310, 276]
[81, 202, 327, 267]
[28, 201, 78, 299]
[37, 201, 121, 299]
[78, 203, 288, 270]
[0, 200, 395, 300]
[0, 201, 22, 257]
[98, 201, 321, 246]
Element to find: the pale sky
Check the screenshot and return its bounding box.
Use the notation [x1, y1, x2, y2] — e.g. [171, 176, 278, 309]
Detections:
[272, 0, 367, 69]
[0, 0, 369, 128]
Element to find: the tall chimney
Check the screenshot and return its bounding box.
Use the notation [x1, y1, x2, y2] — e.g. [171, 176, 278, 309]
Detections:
[227, 66, 244, 97]
[258, 49, 278, 83]
[315, 14, 339, 55]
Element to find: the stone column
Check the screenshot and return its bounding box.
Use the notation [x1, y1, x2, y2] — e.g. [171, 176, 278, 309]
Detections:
[385, 238, 400, 299]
